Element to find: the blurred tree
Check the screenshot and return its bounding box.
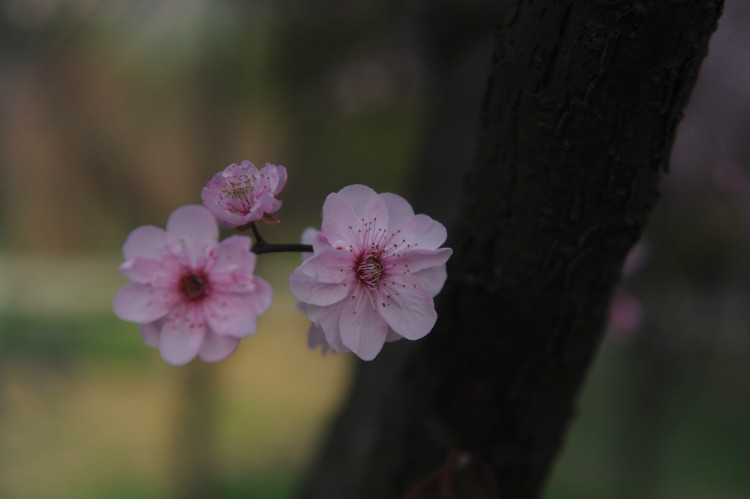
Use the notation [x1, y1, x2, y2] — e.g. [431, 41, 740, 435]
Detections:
[298, 1, 724, 498]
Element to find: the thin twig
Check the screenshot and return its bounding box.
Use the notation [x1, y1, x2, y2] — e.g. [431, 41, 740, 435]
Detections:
[249, 222, 266, 246]
[252, 243, 313, 255]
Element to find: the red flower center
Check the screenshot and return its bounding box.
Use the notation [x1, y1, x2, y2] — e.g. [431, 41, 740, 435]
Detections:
[179, 272, 209, 302]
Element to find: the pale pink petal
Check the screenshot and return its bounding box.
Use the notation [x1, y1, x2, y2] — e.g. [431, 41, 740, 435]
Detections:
[203, 294, 260, 338]
[289, 253, 353, 306]
[290, 270, 350, 307]
[166, 205, 218, 265]
[298, 301, 321, 322]
[112, 283, 175, 323]
[300, 227, 319, 262]
[377, 275, 437, 340]
[199, 327, 239, 362]
[210, 269, 259, 295]
[140, 320, 162, 347]
[159, 306, 205, 365]
[413, 265, 448, 297]
[321, 193, 363, 246]
[119, 257, 178, 287]
[271, 165, 288, 195]
[325, 195, 390, 249]
[259, 195, 282, 216]
[311, 231, 328, 254]
[214, 235, 255, 266]
[316, 304, 351, 353]
[335, 184, 380, 217]
[245, 278, 273, 316]
[301, 227, 319, 246]
[387, 214, 447, 250]
[385, 328, 402, 342]
[397, 248, 452, 273]
[307, 322, 329, 353]
[239, 159, 258, 171]
[339, 294, 389, 360]
[380, 192, 414, 225]
[123, 226, 168, 260]
[297, 248, 352, 283]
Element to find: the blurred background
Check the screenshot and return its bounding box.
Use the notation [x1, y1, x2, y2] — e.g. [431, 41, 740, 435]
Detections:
[0, 1, 747, 498]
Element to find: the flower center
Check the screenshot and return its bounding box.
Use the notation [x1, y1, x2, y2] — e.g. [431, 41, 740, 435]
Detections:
[179, 272, 209, 302]
[220, 175, 256, 214]
[357, 253, 384, 288]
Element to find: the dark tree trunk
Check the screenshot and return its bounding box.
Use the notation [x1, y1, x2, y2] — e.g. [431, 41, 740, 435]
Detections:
[299, 2, 723, 498]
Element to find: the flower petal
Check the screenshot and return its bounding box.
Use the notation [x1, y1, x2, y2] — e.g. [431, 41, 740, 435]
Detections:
[203, 293, 260, 338]
[209, 236, 257, 293]
[112, 283, 175, 323]
[246, 277, 273, 316]
[307, 322, 329, 353]
[339, 294, 389, 361]
[298, 248, 352, 283]
[119, 256, 179, 287]
[380, 192, 414, 226]
[159, 306, 205, 365]
[123, 226, 168, 260]
[140, 320, 162, 347]
[335, 184, 381, 218]
[301, 227, 319, 246]
[378, 275, 437, 340]
[311, 231, 328, 254]
[315, 303, 350, 353]
[397, 248, 452, 273]
[289, 253, 352, 306]
[199, 327, 239, 362]
[413, 265, 448, 297]
[321, 192, 363, 247]
[213, 235, 255, 270]
[300, 227, 319, 262]
[289, 272, 350, 307]
[385, 328, 402, 343]
[387, 214, 447, 250]
[271, 164, 288, 195]
[166, 205, 219, 265]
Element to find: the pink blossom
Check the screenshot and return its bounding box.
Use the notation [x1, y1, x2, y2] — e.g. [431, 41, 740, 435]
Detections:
[112, 205, 272, 365]
[296, 227, 330, 355]
[201, 161, 287, 228]
[607, 292, 643, 341]
[290, 185, 452, 361]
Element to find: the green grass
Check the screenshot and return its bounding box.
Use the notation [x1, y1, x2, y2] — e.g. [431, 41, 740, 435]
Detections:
[0, 312, 150, 363]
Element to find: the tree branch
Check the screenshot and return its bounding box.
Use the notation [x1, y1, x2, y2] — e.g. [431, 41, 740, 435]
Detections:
[299, 1, 724, 498]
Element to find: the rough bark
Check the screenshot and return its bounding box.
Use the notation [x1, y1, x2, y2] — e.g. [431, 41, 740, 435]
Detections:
[299, 1, 723, 498]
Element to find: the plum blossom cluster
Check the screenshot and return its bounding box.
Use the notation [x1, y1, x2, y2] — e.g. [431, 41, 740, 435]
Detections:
[113, 162, 451, 364]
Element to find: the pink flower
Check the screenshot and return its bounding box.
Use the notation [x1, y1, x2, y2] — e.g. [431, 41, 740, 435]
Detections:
[112, 205, 272, 365]
[201, 161, 287, 228]
[289, 185, 452, 361]
[607, 292, 643, 341]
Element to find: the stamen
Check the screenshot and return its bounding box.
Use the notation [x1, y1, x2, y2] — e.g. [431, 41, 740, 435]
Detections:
[356, 253, 385, 289]
[179, 272, 209, 302]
